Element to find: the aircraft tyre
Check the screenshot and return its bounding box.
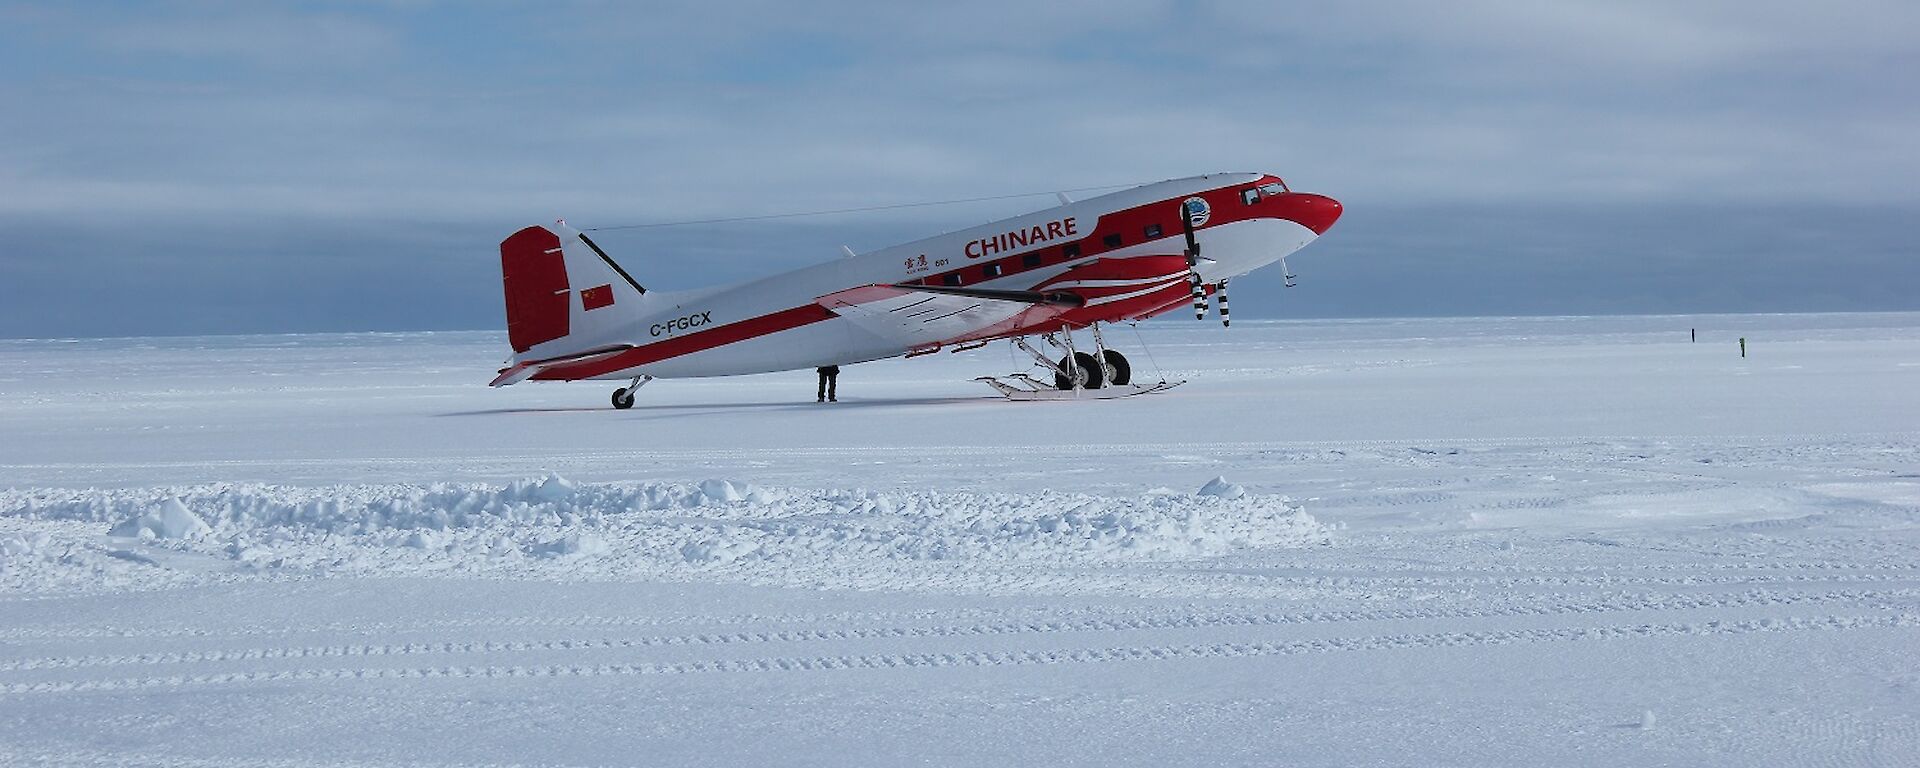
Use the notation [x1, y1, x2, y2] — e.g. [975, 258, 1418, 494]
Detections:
[1101, 349, 1131, 386]
[611, 388, 636, 409]
[1054, 352, 1106, 390]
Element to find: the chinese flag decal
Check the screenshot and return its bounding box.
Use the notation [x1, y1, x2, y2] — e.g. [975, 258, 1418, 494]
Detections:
[580, 284, 615, 311]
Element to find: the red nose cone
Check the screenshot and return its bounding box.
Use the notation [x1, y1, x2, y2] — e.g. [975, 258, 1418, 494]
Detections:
[1272, 193, 1343, 235]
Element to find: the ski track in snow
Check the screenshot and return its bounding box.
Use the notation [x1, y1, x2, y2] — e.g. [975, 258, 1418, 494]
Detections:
[7, 587, 1911, 675]
[3, 316, 1919, 766]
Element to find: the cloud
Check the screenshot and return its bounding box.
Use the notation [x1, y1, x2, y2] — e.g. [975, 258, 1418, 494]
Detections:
[1, 1, 1914, 225]
[0, 2, 1914, 337]
[1274, 1, 1920, 78]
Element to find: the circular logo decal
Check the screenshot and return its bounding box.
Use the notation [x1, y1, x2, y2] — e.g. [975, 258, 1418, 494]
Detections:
[1183, 197, 1211, 227]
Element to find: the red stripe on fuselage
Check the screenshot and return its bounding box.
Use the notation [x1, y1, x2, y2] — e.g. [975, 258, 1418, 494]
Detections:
[529, 304, 837, 380]
[908, 175, 1301, 293]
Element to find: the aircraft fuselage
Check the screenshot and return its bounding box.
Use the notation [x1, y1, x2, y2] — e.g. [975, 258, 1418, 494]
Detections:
[494, 172, 1341, 384]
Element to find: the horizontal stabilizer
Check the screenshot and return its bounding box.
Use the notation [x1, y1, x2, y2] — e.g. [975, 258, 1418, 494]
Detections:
[490, 345, 634, 387]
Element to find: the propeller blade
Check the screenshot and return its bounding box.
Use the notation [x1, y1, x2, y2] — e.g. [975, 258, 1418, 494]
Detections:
[1181, 200, 1208, 319]
[1181, 202, 1202, 266]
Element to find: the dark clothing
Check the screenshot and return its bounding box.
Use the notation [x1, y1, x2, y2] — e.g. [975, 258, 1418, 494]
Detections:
[816, 366, 839, 402]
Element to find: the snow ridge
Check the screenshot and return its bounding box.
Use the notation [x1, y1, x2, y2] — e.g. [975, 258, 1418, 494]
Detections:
[1, 475, 1326, 594]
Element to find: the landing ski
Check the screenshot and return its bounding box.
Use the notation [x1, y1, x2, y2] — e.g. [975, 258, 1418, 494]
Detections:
[974, 377, 1184, 401]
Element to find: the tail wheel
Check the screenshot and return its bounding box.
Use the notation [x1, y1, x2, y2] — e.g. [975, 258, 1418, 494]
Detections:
[611, 388, 636, 409]
[1053, 352, 1107, 390]
[1101, 349, 1132, 386]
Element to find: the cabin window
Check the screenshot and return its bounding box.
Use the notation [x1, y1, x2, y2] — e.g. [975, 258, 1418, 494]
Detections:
[982, 263, 1003, 279]
[1062, 243, 1080, 259]
[943, 273, 963, 287]
[1144, 223, 1163, 238]
[1022, 252, 1042, 268]
[1241, 188, 1261, 205]
[1102, 233, 1122, 249]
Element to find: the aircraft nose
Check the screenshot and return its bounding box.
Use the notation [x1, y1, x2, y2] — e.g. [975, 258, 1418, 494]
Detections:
[1271, 192, 1343, 235]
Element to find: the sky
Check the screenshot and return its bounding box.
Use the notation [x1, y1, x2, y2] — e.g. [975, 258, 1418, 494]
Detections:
[1, 1, 1915, 337]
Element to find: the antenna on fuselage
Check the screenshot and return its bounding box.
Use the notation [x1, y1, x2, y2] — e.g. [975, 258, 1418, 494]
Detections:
[576, 232, 647, 295]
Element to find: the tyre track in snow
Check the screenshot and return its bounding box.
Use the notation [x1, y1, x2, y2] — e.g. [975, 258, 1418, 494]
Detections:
[0, 604, 1067, 642]
[4, 587, 1912, 674]
[1134, 564, 1920, 590]
[15, 558, 1906, 612]
[3, 614, 1911, 696]
[1159, 559, 1920, 576]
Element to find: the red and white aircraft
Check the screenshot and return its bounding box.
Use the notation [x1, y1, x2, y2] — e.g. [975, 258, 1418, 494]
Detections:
[491, 172, 1341, 406]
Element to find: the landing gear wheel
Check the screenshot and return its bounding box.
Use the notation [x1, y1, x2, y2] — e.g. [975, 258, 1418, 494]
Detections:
[611, 388, 635, 409]
[1100, 349, 1132, 386]
[1053, 352, 1106, 390]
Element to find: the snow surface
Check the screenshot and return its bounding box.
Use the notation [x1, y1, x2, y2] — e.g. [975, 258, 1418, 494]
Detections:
[2, 313, 1917, 766]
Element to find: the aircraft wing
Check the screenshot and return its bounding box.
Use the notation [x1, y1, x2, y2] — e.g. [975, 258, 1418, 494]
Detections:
[816, 284, 1082, 351]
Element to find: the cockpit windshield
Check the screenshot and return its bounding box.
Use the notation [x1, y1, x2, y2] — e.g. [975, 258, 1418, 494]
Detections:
[1258, 180, 1289, 196]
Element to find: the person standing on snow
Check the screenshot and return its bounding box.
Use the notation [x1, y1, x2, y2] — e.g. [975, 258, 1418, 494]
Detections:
[816, 365, 839, 402]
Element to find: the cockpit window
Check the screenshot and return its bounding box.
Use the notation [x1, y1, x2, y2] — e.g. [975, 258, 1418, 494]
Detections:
[1258, 182, 1287, 197]
[1241, 188, 1260, 205]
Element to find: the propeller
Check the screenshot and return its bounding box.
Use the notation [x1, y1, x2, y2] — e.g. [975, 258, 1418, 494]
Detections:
[1181, 198, 1208, 320]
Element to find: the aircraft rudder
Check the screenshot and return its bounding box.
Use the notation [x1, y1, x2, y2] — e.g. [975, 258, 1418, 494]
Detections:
[499, 225, 571, 353]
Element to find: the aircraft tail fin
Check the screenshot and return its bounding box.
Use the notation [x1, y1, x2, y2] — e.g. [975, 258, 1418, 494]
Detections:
[499, 222, 647, 354]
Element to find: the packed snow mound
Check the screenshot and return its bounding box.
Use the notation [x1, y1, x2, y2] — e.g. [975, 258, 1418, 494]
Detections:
[1, 475, 1329, 591]
[680, 538, 760, 564]
[525, 473, 578, 502]
[0, 531, 54, 563]
[1197, 477, 1247, 499]
[108, 498, 212, 540]
[698, 479, 744, 503]
[534, 532, 611, 559]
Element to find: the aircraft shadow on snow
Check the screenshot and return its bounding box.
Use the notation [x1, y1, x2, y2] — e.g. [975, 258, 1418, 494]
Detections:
[436, 395, 997, 418]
